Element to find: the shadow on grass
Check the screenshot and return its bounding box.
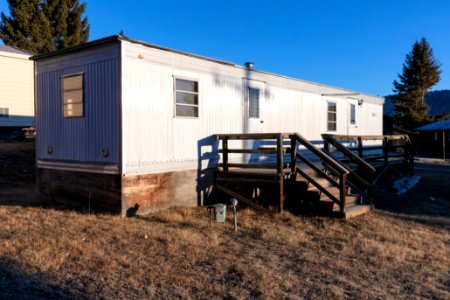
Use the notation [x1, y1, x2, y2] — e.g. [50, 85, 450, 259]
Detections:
[0, 258, 86, 299]
[0, 189, 118, 218]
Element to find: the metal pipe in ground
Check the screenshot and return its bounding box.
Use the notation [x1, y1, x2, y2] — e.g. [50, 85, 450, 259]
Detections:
[231, 198, 238, 231]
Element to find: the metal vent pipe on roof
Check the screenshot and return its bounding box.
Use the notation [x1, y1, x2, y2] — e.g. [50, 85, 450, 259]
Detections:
[244, 62, 254, 69]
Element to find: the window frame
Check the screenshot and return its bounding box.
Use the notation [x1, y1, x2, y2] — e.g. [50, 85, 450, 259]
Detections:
[248, 87, 260, 118]
[173, 76, 199, 118]
[327, 101, 337, 132]
[62, 73, 84, 118]
[350, 103, 356, 125]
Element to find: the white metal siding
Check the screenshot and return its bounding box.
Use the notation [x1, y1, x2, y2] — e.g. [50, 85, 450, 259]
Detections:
[121, 40, 384, 175]
[121, 43, 243, 174]
[0, 52, 34, 127]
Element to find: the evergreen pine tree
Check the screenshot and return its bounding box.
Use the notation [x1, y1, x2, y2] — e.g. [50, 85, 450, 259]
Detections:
[392, 38, 441, 129]
[0, 0, 89, 54]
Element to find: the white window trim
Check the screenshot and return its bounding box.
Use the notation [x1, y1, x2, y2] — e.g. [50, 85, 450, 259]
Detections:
[350, 103, 356, 125]
[173, 76, 200, 119]
[327, 101, 337, 132]
[62, 73, 84, 118]
[248, 87, 260, 119]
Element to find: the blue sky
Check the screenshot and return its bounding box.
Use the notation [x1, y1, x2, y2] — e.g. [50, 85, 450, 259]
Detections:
[1, 0, 449, 96]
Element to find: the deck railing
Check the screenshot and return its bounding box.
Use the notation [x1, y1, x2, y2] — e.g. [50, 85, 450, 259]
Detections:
[322, 134, 414, 195]
[290, 133, 350, 214]
[216, 133, 351, 213]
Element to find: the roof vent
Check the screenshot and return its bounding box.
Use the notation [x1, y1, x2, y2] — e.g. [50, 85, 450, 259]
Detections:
[244, 62, 254, 69]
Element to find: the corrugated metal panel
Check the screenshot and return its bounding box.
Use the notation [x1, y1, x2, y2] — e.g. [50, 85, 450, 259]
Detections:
[122, 45, 244, 174]
[36, 50, 120, 164]
[121, 40, 384, 175]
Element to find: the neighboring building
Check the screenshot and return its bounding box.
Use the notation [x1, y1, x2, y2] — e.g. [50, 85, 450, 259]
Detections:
[416, 120, 450, 159]
[33, 35, 384, 216]
[0, 45, 34, 132]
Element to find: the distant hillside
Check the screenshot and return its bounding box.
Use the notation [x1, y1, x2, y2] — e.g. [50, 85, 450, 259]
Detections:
[384, 89, 450, 117]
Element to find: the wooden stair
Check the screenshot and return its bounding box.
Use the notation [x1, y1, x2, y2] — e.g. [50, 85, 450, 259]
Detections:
[214, 132, 414, 219]
[294, 174, 371, 219]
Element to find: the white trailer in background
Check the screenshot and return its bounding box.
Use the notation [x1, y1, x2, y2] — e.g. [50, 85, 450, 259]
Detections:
[0, 45, 34, 132]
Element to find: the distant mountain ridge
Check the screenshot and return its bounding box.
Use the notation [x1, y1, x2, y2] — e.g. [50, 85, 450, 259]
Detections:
[384, 89, 450, 117]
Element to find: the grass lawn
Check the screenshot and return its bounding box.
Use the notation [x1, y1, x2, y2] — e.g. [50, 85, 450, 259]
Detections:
[0, 141, 449, 299]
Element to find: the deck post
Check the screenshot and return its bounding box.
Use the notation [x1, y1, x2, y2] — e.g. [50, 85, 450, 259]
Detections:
[222, 137, 229, 172]
[383, 137, 389, 165]
[277, 134, 284, 213]
[357, 137, 363, 158]
[339, 173, 346, 214]
[323, 140, 329, 153]
[290, 135, 297, 178]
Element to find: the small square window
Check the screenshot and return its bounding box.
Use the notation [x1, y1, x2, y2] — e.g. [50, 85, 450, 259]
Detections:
[63, 75, 84, 118]
[174, 78, 199, 117]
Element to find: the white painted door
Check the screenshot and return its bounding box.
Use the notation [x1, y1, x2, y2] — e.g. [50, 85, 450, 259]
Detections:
[244, 79, 265, 133]
[243, 79, 265, 162]
[348, 99, 359, 136]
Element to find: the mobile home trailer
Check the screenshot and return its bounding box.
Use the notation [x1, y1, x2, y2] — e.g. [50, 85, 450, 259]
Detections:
[33, 35, 384, 215]
[0, 45, 34, 133]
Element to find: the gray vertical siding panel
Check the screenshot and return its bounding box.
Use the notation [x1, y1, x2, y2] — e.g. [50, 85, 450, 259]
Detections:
[36, 51, 120, 164]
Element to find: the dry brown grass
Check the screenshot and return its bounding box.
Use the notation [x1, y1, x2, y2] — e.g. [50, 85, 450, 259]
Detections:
[1, 141, 449, 299]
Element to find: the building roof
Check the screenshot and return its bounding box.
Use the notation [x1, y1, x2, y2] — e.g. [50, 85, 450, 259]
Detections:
[0, 45, 33, 56]
[32, 35, 384, 102]
[416, 120, 450, 131]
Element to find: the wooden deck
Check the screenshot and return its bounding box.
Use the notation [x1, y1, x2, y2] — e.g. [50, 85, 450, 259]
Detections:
[214, 133, 414, 219]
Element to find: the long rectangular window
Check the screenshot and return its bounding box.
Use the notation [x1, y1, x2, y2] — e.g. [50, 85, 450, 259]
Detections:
[350, 103, 356, 125]
[174, 78, 199, 117]
[63, 74, 84, 117]
[248, 88, 260, 118]
[0, 108, 9, 118]
[327, 102, 337, 131]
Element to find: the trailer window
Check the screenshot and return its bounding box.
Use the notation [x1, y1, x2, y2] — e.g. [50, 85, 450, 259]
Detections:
[350, 104, 356, 125]
[63, 75, 84, 117]
[248, 88, 260, 118]
[327, 102, 337, 131]
[174, 78, 199, 117]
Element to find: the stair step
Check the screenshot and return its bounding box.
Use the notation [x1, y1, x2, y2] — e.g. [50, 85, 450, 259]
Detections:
[320, 194, 361, 210]
[308, 179, 335, 188]
[310, 184, 338, 194]
[342, 205, 371, 219]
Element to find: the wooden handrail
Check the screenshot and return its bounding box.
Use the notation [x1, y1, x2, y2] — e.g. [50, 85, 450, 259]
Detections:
[292, 133, 350, 175]
[329, 134, 411, 141]
[296, 153, 340, 189]
[291, 133, 349, 212]
[322, 134, 376, 173]
[296, 167, 340, 205]
[216, 133, 292, 140]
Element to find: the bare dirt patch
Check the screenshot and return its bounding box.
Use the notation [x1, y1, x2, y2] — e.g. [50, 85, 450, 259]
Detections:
[0, 141, 449, 299]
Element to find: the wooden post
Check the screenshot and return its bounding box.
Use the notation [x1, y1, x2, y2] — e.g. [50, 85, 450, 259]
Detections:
[357, 137, 363, 158]
[290, 135, 297, 176]
[223, 137, 229, 172]
[383, 137, 388, 165]
[277, 134, 284, 213]
[339, 173, 346, 214]
[443, 131, 446, 161]
[323, 140, 329, 153]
